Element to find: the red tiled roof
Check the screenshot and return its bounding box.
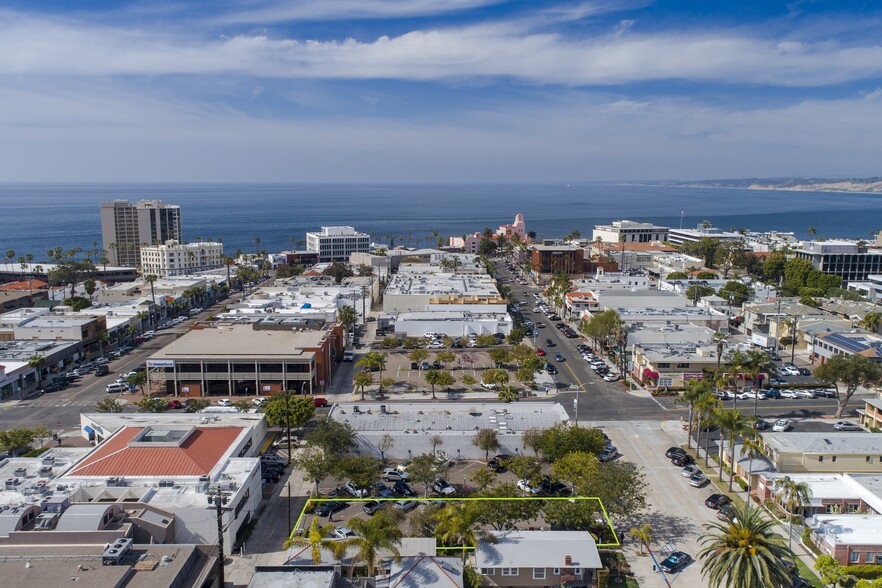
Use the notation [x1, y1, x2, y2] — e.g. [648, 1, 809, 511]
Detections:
[68, 426, 243, 477]
[0, 280, 49, 291]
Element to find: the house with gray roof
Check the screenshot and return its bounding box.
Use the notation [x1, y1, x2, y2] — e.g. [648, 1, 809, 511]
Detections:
[761, 433, 882, 474]
[475, 531, 601, 587]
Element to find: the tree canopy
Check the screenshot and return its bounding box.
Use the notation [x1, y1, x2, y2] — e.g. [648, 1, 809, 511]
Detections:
[538, 422, 606, 462]
[263, 394, 316, 429]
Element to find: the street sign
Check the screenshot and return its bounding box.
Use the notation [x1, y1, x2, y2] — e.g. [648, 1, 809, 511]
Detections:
[573, 398, 578, 408]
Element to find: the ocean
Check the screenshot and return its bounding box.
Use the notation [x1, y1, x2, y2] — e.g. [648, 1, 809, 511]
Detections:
[1, 182, 881, 260]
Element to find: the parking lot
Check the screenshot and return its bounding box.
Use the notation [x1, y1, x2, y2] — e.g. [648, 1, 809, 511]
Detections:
[601, 420, 721, 586]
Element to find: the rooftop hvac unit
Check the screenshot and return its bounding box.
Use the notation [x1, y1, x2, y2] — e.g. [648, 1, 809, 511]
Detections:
[102, 538, 133, 566]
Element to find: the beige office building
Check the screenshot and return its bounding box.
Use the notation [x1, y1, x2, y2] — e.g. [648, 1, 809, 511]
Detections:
[100, 199, 183, 267]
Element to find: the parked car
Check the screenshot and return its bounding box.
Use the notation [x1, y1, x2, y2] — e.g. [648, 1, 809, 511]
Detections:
[754, 419, 771, 431]
[94, 365, 110, 376]
[689, 473, 710, 488]
[780, 389, 799, 399]
[794, 389, 816, 399]
[344, 481, 369, 498]
[313, 397, 328, 407]
[764, 389, 782, 399]
[516, 479, 542, 494]
[602, 373, 620, 382]
[488, 454, 512, 472]
[717, 504, 737, 522]
[772, 419, 792, 432]
[833, 421, 861, 431]
[410, 362, 419, 370]
[798, 367, 812, 376]
[705, 493, 731, 509]
[480, 381, 497, 390]
[332, 526, 356, 539]
[382, 468, 409, 482]
[371, 482, 395, 499]
[816, 388, 838, 398]
[681, 465, 701, 478]
[659, 551, 693, 574]
[216, 398, 232, 407]
[393, 480, 416, 497]
[394, 500, 419, 512]
[314, 501, 348, 517]
[167, 399, 184, 410]
[39, 381, 67, 393]
[665, 447, 686, 459]
[539, 476, 570, 496]
[433, 479, 456, 496]
[598, 446, 618, 462]
[671, 454, 694, 467]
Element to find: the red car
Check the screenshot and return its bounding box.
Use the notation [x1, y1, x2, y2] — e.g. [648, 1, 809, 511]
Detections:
[313, 397, 328, 407]
[167, 399, 184, 409]
[536, 348, 546, 357]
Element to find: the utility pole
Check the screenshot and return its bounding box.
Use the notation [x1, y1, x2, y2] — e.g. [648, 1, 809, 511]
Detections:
[207, 486, 231, 587]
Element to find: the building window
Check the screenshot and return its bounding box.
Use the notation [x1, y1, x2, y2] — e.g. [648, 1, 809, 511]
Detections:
[851, 551, 861, 563]
[573, 568, 582, 576]
[480, 568, 493, 575]
[501, 568, 518, 576]
[819, 456, 823, 462]
[553, 568, 561, 575]
[832, 456, 837, 462]
[533, 569, 546, 580]
[867, 552, 876, 563]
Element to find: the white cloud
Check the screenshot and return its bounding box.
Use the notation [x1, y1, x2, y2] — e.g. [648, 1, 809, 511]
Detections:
[212, 0, 505, 24]
[1, 12, 881, 86]
[1, 78, 880, 182]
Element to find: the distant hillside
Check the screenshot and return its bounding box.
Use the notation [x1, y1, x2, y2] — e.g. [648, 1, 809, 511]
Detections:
[660, 177, 882, 194]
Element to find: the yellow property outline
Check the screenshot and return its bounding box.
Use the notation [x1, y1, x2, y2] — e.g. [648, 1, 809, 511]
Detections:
[291, 496, 620, 549]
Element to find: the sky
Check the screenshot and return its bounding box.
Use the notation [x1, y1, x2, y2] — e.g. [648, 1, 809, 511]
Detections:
[1, 0, 881, 182]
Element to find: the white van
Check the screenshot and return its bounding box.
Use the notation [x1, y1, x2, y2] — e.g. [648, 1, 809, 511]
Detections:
[105, 382, 129, 394]
[343, 348, 355, 362]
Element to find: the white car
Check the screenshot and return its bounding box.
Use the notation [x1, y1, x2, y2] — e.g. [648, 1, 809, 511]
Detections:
[795, 390, 816, 399]
[332, 526, 356, 539]
[216, 398, 232, 407]
[516, 479, 542, 494]
[681, 464, 701, 478]
[480, 381, 497, 390]
[772, 419, 791, 432]
[833, 421, 861, 431]
[252, 397, 267, 407]
[779, 389, 799, 399]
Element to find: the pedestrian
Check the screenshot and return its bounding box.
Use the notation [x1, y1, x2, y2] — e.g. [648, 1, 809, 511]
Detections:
[328, 511, 334, 522]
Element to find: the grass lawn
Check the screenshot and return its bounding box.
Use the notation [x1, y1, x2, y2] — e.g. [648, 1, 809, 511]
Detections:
[793, 558, 825, 588]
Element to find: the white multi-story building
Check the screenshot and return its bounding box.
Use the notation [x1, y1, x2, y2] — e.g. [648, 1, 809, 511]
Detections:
[140, 240, 224, 277]
[592, 220, 669, 243]
[666, 224, 742, 246]
[100, 199, 183, 267]
[306, 226, 370, 262]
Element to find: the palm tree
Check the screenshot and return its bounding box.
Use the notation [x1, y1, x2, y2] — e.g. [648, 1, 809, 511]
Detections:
[27, 355, 46, 387]
[143, 274, 158, 325]
[346, 510, 403, 577]
[222, 255, 235, 291]
[5, 249, 15, 276]
[498, 384, 519, 403]
[715, 408, 748, 491]
[337, 305, 357, 344]
[424, 368, 444, 399]
[353, 372, 373, 401]
[807, 226, 817, 238]
[676, 379, 712, 450]
[740, 432, 765, 510]
[861, 311, 882, 333]
[774, 476, 813, 551]
[695, 392, 721, 467]
[434, 502, 494, 561]
[629, 523, 653, 556]
[699, 502, 794, 588]
[282, 517, 337, 562]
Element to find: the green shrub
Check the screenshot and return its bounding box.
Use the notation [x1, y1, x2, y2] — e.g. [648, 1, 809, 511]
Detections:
[840, 564, 882, 580]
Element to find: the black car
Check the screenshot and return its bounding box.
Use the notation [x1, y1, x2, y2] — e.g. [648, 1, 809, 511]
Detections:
[540, 476, 570, 496]
[545, 338, 555, 347]
[488, 454, 512, 472]
[393, 480, 416, 497]
[432, 361, 442, 369]
[94, 365, 110, 376]
[717, 504, 736, 521]
[314, 501, 348, 517]
[40, 381, 67, 393]
[665, 447, 686, 459]
[659, 551, 692, 574]
[410, 362, 419, 370]
[671, 454, 694, 467]
[544, 364, 558, 375]
[705, 493, 731, 509]
[362, 500, 386, 515]
[754, 419, 771, 431]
